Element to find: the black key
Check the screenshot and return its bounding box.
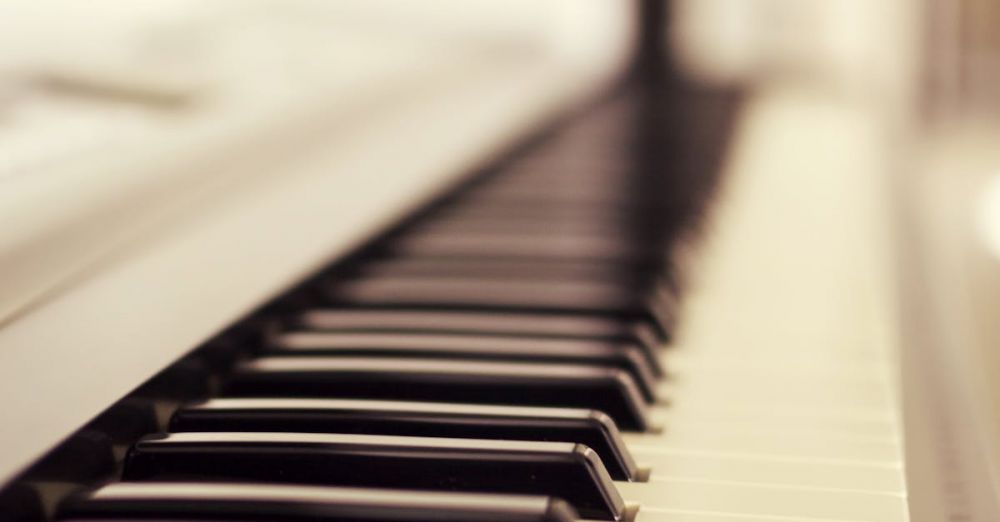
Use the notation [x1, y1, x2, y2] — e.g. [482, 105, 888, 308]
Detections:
[429, 202, 634, 224]
[460, 179, 640, 203]
[407, 214, 631, 238]
[58, 482, 579, 522]
[170, 398, 641, 481]
[385, 233, 649, 263]
[325, 278, 673, 339]
[295, 308, 662, 359]
[223, 357, 650, 431]
[352, 257, 677, 304]
[356, 256, 665, 287]
[122, 432, 625, 520]
[268, 332, 658, 402]
[408, 213, 632, 239]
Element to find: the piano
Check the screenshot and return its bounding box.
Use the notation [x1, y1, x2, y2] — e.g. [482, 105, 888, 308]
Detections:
[1, 1, 997, 521]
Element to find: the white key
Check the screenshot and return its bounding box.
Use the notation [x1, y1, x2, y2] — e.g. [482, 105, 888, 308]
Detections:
[620, 479, 907, 522]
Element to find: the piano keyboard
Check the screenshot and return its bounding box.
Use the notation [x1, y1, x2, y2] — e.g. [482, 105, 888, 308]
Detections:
[0, 82, 910, 522]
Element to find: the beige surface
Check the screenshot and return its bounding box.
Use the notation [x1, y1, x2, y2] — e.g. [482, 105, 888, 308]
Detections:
[0, 0, 635, 327]
[625, 86, 907, 521]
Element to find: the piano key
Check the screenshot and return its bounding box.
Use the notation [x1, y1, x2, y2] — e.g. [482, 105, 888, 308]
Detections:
[626, 421, 902, 462]
[627, 447, 905, 492]
[222, 357, 651, 431]
[432, 196, 684, 225]
[385, 233, 651, 263]
[268, 332, 659, 401]
[350, 257, 678, 302]
[121, 432, 625, 521]
[406, 214, 632, 238]
[498, 152, 634, 179]
[459, 181, 640, 204]
[169, 398, 641, 481]
[429, 200, 636, 222]
[58, 482, 579, 522]
[295, 308, 661, 357]
[324, 278, 673, 339]
[615, 479, 908, 522]
[356, 256, 665, 287]
[407, 213, 632, 237]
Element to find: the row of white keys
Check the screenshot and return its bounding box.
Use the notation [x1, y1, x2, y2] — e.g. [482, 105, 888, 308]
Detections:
[616, 360, 907, 521]
[612, 89, 908, 521]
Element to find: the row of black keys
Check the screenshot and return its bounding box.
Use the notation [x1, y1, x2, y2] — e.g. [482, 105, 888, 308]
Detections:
[52, 306, 669, 521]
[29, 96, 686, 522]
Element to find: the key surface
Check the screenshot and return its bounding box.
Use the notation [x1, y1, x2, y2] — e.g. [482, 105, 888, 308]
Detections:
[223, 357, 650, 431]
[325, 278, 672, 338]
[58, 482, 579, 522]
[170, 398, 639, 480]
[354, 256, 668, 292]
[122, 432, 624, 520]
[296, 308, 661, 358]
[269, 332, 659, 401]
[404, 216, 632, 239]
[386, 232, 647, 263]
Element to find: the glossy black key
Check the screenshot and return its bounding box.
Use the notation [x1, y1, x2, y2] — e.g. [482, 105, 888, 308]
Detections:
[428, 201, 635, 224]
[268, 332, 658, 401]
[295, 308, 662, 359]
[170, 398, 640, 481]
[223, 357, 650, 431]
[325, 278, 673, 339]
[406, 215, 631, 238]
[59, 482, 579, 522]
[122, 432, 625, 520]
[385, 233, 650, 264]
[355, 256, 668, 289]
[406, 213, 632, 239]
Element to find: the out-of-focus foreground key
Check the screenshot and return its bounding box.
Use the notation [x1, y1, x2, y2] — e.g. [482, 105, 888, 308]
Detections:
[121, 432, 624, 520]
[169, 398, 641, 480]
[58, 482, 579, 522]
[222, 357, 650, 431]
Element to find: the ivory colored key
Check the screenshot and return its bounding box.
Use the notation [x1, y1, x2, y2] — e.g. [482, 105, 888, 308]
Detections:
[616, 479, 908, 522]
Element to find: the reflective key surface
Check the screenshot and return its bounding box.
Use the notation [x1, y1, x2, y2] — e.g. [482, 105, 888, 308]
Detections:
[122, 432, 625, 520]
